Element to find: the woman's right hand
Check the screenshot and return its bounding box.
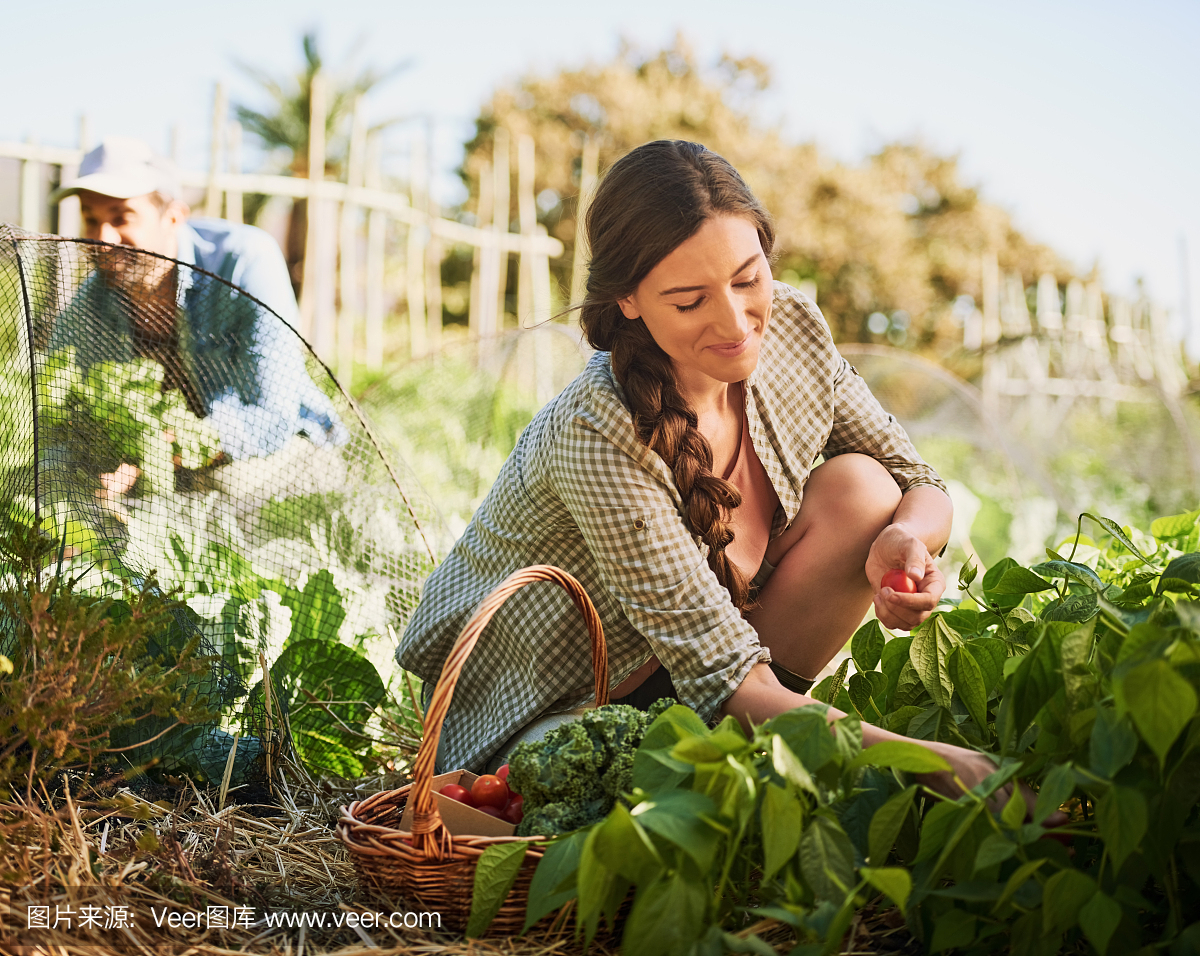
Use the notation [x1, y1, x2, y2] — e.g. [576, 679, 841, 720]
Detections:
[915, 739, 1068, 828]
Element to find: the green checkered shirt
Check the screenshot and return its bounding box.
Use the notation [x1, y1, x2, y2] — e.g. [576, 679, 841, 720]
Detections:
[398, 281, 946, 771]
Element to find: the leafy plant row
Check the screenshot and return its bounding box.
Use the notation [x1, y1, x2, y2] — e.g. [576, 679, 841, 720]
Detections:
[467, 510, 1200, 955]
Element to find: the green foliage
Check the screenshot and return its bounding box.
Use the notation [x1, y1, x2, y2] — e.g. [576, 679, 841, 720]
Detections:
[0, 525, 217, 798]
[517, 507, 1200, 953]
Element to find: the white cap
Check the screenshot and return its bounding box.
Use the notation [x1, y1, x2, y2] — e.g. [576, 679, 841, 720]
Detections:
[51, 136, 181, 203]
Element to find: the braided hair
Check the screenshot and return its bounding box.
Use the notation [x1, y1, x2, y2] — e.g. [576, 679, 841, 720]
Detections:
[578, 141, 775, 611]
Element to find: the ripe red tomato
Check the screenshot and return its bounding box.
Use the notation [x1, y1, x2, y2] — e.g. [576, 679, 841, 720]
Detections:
[439, 783, 475, 807]
[471, 774, 510, 810]
[881, 569, 917, 594]
[496, 764, 510, 783]
[476, 805, 505, 819]
[503, 795, 524, 825]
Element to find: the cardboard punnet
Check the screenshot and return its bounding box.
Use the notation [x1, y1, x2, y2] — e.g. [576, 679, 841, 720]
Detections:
[398, 770, 517, 838]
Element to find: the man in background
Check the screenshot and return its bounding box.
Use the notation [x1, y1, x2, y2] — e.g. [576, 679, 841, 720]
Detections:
[49, 137, 346, 500]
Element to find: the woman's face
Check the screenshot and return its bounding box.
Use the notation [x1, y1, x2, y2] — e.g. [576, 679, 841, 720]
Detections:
[617, 215, 772, 395]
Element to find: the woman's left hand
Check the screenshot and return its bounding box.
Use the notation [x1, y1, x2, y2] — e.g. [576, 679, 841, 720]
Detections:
[865, 523, 945, 631]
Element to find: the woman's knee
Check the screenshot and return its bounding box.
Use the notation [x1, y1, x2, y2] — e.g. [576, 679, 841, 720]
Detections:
[806, 454, 902, 526]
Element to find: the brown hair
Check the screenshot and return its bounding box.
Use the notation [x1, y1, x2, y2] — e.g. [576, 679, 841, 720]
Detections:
[579, 140, 775, 611]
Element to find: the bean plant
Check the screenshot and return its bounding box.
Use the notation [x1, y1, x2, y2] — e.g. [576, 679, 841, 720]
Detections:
[470, 509, 1200, 954]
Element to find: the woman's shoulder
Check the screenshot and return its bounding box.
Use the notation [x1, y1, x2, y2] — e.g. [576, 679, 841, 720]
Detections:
[759, 281, 840, 381]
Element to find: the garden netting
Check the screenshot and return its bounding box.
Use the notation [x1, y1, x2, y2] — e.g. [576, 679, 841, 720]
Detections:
[0, 225, 449, 787]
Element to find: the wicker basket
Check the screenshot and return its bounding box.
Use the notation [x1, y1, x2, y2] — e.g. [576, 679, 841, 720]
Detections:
[338, 564, 610, 935]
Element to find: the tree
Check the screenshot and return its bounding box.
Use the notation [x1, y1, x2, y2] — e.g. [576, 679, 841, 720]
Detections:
[461, 35, 1072, 355]
[232, 32, 406, 293]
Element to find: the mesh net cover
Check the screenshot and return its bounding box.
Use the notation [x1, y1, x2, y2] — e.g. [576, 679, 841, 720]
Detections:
[0, 225, 447, 786]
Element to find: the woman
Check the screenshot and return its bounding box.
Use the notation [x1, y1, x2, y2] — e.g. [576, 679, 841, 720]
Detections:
[400, 140, 998, 801]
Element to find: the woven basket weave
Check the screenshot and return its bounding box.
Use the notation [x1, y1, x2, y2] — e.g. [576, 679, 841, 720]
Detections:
[337, 564, 610, 935]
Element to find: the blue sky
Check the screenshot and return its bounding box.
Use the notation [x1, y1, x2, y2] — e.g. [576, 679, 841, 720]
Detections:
[3, 0, 1197, 350]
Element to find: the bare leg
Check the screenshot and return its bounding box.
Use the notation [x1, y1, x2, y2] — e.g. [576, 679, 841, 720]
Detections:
[749, 453, 902, 679]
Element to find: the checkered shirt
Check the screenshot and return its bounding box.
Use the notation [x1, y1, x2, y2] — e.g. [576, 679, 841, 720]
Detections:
[398, 281, 946, 772]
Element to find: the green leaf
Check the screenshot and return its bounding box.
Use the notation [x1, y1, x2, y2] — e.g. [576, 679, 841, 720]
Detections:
[798, 815, 856, 901]
[847, 670, 888, 721]
[523, 831, 585, 931]
[1030, 559, 1105, 592]
[910, 615, 961, 709]
[882, 705, 924, 734]
[1059, 621, 1097, 709]
[973, 832, 1017, 871]
[860, 866, 911, 917]
[1007, 625, 1064, 739]
[1117, 659, 1198, 767]
[964, 637, 1007, 695]
[466, 842, 528, 938]
[1158, 553, 1200, 594]
[1033, 763, 1075, 826]
[991, 567, 1055, 595]
[929, 907, 976, 953]
[576, 825, 628, 943]
[982, 556, 1021, 608]
[1089, 707, 1139, 778]
[633, 704, 708, 788]
[1095, 785, 1147, 873]
[1079, 890, 1123, 956]
[620, 871, 707, 956]
[281, 569, 346, 644]
[1000, 786, 1026, 831]
[915, 801, 964, 864]
[591, 803, 663, 885]
[1151, 509, 1200, 540]
[761, 782, 804, 881]
[1084, 512, 1151, 565]
[771, 734, 818, 795]
[959, 559, 979, 589]
[850, 740, 952, 774]
[867, 784, 917, 866]
[271, 637, 385, 778]
[947, 645, 989, 739]
[992, 857, 1046, 913]
[1041, 869, 1096, 937]
[880, 635, 914, 706]
[891, 658, 926, 709]
[631, 790, 721, 872]
[851, 620, 885, 672]
[768, 706, 838, 771]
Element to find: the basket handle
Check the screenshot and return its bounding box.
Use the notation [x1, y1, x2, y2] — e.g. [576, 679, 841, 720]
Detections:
[408, 565, 609, 844]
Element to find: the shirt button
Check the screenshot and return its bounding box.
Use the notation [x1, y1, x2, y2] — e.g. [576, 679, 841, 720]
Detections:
[633, 518, 646, 531]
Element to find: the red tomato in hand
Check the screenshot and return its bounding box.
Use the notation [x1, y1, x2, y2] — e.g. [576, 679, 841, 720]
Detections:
[476, 805, 505, 819]
[471, 774, 510, 810]
[439, 783, 475, 807]
[496, 763, 510, 783]
[503, 795, 524, 825]
[881, 569, 917, 594]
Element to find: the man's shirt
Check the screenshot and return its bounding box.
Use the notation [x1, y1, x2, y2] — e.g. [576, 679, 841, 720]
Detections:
[53, 218, 347, 460]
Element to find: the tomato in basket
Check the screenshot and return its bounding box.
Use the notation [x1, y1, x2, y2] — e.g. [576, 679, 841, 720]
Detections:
[439, 783, 476, 807]
[503, 794, 524, 825]
[471, 774, 510, 809]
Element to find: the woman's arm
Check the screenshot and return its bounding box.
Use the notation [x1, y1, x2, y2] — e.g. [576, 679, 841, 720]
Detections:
[722, 663, 1021, 807]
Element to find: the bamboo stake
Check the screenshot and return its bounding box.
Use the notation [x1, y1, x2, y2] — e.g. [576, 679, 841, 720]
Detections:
[204, 82, 227, 218]
[225, 121, 244, 224]
[493, 127, 511, 328]
[516, 133, 536, 327]
[338, 97, 366, 384]
[364, 131, 385, 370]
[56, 115, 88, 238]
[469, 160, 495, 338]
[298, 70, 327, 343]
[407, 125, 428, 358]
[20, 136, 40, 232]
[569, 134, 599, 307]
